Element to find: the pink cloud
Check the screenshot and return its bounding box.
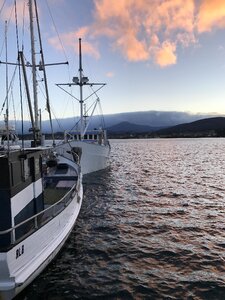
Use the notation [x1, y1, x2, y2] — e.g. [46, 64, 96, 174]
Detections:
[48, 27, 100, 59]
[88, 0, 195, 66]
[115, 33, 149, 62]
[1, 0, 28, 25]
[154, 41, 177, 67]
[106, 71, 115, 77]
[197, 0, 225, 32]
[46, 0, 225, 67]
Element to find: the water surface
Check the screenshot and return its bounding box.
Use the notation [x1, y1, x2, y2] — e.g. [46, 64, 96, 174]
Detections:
[19, 138, 225, 299]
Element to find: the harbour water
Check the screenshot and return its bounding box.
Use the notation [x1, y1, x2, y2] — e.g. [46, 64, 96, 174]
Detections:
[19, 138, 225, 299]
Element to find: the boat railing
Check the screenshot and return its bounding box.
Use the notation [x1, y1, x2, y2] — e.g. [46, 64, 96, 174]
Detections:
[0, 181, 79, 252]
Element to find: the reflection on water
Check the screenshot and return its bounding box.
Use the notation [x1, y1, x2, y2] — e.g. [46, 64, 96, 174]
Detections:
[19, 138, 225, 299]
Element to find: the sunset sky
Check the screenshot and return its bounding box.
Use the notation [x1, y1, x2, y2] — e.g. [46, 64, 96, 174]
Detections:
[1, 0, 225, 120]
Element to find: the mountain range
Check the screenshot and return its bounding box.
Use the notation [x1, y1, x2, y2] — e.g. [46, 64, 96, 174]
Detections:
[106, 117, 225, 138]
[153, 117, 225, 137]
[9, 110, 223, 134]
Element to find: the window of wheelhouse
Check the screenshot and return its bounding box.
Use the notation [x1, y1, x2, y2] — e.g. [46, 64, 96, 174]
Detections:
[35, 157, 41, 175]
[23, 159, 30, 180]
[29, 155, 42, 180]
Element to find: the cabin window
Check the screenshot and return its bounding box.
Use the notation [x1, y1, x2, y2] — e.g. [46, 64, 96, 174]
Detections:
[84, 134, 87, 140]
[23, 159, 30, 180]
[35, 158, 41, 175]
[94, 135, 97, 140]
[11, 161, 22, 186]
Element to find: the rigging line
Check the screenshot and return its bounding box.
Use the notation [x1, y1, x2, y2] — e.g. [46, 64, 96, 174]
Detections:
[0, 0, 15, 57]
[56, 84, 80, 102]
[10, 88, 17, 128]
[90, 85, 106, 128]
[15, 0, 20, 56]
[0, 0, 7, 16]
[54, 83, 75, 120]
[98, 100, 106, 129]
[44, 0, 71, 89]
[15, 0, 24, 148]
[45, 0, 68, 62]
[0, 0, 6, 57]
[84, 98, 96, 115]
[34, 0, 55, 145]
[21, 0, 26, 51]
[0, 65, 18, 116]
[69, 118, 81, 132]
[83, 100, 99, 136]
[51, 108, 66, 133]
[83, 84, 106, 101]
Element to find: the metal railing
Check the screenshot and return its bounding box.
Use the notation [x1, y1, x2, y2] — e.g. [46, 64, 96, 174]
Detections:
[0, 182, 78, 251]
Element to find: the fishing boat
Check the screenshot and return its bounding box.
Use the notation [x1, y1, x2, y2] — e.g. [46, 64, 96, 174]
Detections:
[56, 38, 110, 175]
[0, 1, 83, 299]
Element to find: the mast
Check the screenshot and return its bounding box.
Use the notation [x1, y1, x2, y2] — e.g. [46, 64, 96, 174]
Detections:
[34, 0, 55, 146]
[78, 38, 84, 139]
[28, 0, 39, 143]
[5, 21, 9, 150]
[19, 51, 36, 142]
[56, 38, 106, 140]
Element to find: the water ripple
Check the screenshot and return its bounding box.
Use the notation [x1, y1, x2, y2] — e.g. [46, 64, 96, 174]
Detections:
[20, 138, 225, 299]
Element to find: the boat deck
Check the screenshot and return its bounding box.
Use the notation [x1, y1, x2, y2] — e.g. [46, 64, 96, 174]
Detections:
[43, 162, 78, 206]
[44, 187, 70, 205]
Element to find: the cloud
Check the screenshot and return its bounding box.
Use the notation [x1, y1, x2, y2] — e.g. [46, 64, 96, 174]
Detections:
[154, 41, 177, 67]
[47, 0, 225, 67]
[48, 27, 100, 59]
[197, 0, 225, 32]
[0, 0, 28, 26]
[115, 34, 149, 62]
[88, 0, 196, 66]
[5, 0, 225, 67]
[0, 0, 43, 28]
[106, 71, 115, 77]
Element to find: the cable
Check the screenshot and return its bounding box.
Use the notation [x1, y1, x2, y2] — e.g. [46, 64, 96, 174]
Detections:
[15, 0, 24, 148]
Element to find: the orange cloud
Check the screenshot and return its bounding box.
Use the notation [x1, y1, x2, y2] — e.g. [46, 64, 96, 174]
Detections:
[5, 0, 225, 68]
[106, 71, 114, 77]
[154, 41, 177, 67]
[46, 0, 225, 67]
[115, 33, 149, 62]
[197, 0, 225, 32]
[156, 0, 195, 33]
[0, 0, 28, 25]
[48, 27, 100, 59]
[89, 0, 195, 66]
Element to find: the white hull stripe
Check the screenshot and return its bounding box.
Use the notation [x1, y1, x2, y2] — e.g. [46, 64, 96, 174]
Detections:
[11, 178, 43, 218]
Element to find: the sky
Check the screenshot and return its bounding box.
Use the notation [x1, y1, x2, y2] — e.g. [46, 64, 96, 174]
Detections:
[1, 0, 225, 121]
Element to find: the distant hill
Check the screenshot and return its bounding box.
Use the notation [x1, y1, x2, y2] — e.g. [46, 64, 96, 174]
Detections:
[43, 111, 222, 134]
[6, 110, 224, 134]
[107, 121, 162, 134]
[103, 110, 220, 128]
[154, 117, 225, 137]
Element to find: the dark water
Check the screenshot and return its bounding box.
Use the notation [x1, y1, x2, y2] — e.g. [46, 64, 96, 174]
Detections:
[20, 138, 225, 299]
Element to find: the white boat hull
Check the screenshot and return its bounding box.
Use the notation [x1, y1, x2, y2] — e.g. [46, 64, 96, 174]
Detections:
[59, 141, 110, 175]
[0, 183, 83, 300]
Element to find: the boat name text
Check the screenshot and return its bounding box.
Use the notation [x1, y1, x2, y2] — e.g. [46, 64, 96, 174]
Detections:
[16, 245, 24, 259]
